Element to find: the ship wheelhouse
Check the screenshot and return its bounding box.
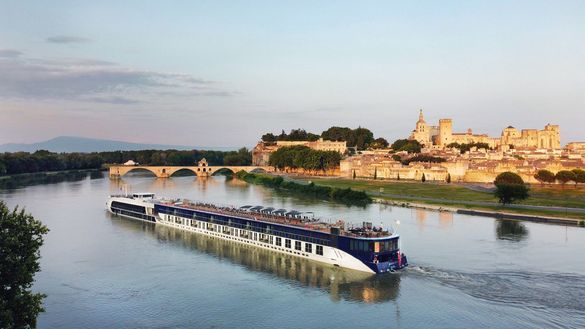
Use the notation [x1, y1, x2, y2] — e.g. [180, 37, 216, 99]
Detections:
[338, 235, 405, 273]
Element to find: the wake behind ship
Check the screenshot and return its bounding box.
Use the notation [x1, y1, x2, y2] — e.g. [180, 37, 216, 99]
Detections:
[107, 193, 408, 274]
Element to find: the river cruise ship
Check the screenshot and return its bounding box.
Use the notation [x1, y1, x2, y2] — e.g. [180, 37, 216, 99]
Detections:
[107, 193, 408, 274]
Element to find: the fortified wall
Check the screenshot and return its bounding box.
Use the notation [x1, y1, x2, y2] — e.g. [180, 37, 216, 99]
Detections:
[340, 154, 584, 184]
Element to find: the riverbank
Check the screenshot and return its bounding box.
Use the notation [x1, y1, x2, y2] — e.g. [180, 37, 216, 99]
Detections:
[235, 171, 371, 206]
[374, 198, 584, 227]
[278, 175, 585, 225]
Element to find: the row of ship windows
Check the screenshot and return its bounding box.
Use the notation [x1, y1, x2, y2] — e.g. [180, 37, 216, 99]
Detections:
[163, 214, 324, 256]
[349, 238, 398, 252]
[160, 210, 330, 246]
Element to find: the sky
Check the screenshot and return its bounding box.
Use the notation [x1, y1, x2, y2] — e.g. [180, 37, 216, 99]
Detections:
[1, 1, 584, 147]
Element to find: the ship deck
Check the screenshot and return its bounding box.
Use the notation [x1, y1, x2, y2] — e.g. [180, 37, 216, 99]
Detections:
[157, 199, 392, 239]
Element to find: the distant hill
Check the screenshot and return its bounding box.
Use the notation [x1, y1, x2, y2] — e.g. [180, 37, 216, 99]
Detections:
[0, 136, 236, 153]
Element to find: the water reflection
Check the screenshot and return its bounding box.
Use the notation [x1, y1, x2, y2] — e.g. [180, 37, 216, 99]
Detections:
[111, 217, 401, 303]
[496, 219, 529, 241]
[0, 170, 102, 190]
[415, 209, 427, 231]
[438, 211, 453, 228]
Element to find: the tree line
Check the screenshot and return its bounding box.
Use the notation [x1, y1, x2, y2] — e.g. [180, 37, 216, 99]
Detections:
[268, 146, 341, 172]
[261, 127, 388, 151]
[446, 142, 492, 154]
[0, 148, 252, 176]
[534, 169, 585, 186]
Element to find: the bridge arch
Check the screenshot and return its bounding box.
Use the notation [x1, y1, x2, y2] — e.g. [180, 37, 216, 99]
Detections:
[118, 167, 158, 177]
[210, 167, 236, 176]
[168, 168, 198, 177]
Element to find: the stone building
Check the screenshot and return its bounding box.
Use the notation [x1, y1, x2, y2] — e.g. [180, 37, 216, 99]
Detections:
[252, 138, 347, 166]
[409, 110, 560, 150]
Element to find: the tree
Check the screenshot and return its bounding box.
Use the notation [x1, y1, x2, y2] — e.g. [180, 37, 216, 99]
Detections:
[320, 126, 374, 150]
[261, 133, 277, 143]
[352, 170, 356, 179]
[555, 170, 576, 186]
[391, 139, 422, 154]
[370, 137, 389, 149]
[397, 173, 400, 181]
[401, 155, 446, 165]
[494, 172, 529, 205]
[572, 169, 585, 186]
[446, 173, 451, 183]
[421, 173, 426, 182]
[534, 169, 556, 185]
[223, 148, 252, 166]
[0, 201, 49, 328]
[373, 167, 377, 180]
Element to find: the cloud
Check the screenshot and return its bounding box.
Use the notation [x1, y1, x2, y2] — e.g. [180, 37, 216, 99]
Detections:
[0, 49, 23, 58]
[83, 96, 141, 105]
[46, 36, 91, 44]
[0, 51, 234, 104]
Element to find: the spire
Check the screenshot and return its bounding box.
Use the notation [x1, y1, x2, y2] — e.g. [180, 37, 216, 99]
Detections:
[418, 109, 424, 122]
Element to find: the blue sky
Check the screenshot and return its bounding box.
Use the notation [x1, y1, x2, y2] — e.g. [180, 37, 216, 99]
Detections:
[1, 1, 584, 147]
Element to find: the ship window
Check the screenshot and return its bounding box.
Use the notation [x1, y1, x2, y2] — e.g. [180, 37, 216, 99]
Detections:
[305, 243, 312, 253]
[295, 241, 301, 251]
[276, 237, 282, 246]
[316, 245, 323, 256]
[285, 239, 291, 248]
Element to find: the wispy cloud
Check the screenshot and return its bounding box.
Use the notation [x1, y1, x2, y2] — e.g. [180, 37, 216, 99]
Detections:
[0, 49, 23, 58]
[46, 35, 91, 44]
[0, 50, 235, 105]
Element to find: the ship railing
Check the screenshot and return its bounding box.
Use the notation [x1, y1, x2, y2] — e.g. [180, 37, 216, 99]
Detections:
[156, 198, 393, 238]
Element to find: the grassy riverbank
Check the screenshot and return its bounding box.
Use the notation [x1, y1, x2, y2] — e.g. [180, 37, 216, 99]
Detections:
[286, 176, 585, 221]
[235, 171, 371, 207]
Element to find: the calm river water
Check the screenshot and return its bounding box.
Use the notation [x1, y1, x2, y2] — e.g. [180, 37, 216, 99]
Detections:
[1, 172, 584, 328]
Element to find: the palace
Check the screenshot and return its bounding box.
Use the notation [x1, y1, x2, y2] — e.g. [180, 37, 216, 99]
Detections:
[409, 110, 561, 150]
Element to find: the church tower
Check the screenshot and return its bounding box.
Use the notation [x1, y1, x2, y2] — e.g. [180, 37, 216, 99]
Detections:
[409, 109, 431, 146]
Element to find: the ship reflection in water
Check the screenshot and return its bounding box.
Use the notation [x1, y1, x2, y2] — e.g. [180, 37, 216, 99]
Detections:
[112, 218, 401, 304]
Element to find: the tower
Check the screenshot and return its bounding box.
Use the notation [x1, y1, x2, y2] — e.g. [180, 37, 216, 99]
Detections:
[410, 109, 431, 146]
[438, 119, 452, 147]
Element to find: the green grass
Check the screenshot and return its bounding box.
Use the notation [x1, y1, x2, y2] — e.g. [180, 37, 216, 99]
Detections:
[287, 177, 585, 220]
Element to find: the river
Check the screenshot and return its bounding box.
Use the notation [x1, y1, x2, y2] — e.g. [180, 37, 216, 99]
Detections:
[1, 171, 584, 328]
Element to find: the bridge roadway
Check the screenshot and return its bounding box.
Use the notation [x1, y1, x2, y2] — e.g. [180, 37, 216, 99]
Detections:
[109, 164, 272, 178]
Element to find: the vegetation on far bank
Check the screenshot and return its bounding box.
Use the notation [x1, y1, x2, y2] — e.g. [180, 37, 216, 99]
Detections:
[268, 146, 341, 172]
[0, 148, 252, 176]
[236, 171, 371, 207]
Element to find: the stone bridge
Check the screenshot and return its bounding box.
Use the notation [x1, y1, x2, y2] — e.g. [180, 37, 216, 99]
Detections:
[109, 159, 273, 179]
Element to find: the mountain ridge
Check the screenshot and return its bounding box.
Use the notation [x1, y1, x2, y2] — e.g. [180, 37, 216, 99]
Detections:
[0, 136, 237, 153]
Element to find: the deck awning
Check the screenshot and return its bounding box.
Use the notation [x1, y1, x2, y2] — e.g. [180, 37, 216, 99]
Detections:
[273, 209, 287, 215]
